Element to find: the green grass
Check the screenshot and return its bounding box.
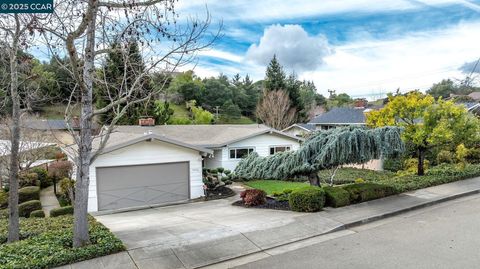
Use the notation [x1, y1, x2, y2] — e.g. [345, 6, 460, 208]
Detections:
[217, 116, 255, 124]
[244, 180, 309, 195]
[170, 103, 190, 118]
[0, 215, 125, 269]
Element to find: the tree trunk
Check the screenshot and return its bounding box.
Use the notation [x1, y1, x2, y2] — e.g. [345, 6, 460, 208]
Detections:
[308, 171, 320, 186]
[73, 8, 96, 248]
[7, 15, 20, 243]
[417, 148, 426, 176]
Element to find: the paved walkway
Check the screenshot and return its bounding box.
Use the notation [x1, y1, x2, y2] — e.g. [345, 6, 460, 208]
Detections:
[57, 177, 480, 269]
[39, 185, 60, 216]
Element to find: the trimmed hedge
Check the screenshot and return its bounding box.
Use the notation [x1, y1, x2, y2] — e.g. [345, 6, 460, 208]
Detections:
[30, 210, 45, 218]
[0, 215, 125, 268]
[324, 186, 350, 208]
[19, 186, 40, 204]
[19, 200, 42, 218]
[342, 183, 395, 203]
[288, 186, 325, 212]
[50, 206, 74, 217]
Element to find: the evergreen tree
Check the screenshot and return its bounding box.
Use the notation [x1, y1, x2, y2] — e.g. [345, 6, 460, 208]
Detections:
[235, 126, 404, 185]
[221, 99, 241, 119]
[95, 41, 156, 125]
[264, 55, 286, 91]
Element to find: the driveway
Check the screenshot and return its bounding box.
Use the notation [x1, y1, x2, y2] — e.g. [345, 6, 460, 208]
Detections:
[95, 193, 342, 268]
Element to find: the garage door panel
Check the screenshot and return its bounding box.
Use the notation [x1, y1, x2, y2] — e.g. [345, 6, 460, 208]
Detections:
[97, 162, 189, 211]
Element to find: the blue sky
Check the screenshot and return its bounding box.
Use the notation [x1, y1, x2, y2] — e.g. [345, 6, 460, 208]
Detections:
[176, 0, 480, 99]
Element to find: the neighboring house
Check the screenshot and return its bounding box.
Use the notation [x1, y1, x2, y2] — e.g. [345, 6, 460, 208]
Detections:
[308, 107, 367, 130]
[63, 124, 303, 212]
[0, 140, 55, 188]
[282, 123, 316, 137]
[22, 119, 100, 145]
[468, 92, 480, 101]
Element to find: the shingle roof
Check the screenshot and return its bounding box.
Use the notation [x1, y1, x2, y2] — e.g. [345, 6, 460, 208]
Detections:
[308, 107, 366, 125]
[113, 124, 302, 148]
[23, 119, 68, 130]
[468, 92, 480, 101]
[282, 123, 316, 132]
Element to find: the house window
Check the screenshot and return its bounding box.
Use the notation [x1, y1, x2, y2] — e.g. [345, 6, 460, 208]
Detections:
[269, 146, 291, 155]
[229, 148, 254, 159]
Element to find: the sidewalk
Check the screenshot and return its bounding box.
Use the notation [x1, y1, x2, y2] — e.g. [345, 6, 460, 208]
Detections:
[39, 185, 60, 216]
[57, 176, 480, 269]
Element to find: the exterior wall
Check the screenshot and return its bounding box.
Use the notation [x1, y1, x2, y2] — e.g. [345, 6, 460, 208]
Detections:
[204, 149, 223, 169]
[87, 140, 204, 212]
[218, 133, 301, 171]
[343, 159, 383, 171]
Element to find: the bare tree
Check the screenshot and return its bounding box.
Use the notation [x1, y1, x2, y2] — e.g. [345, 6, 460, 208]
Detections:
[256, 90, 297, 130]
[0, 13, 47, 243]
[40, 0, 219, 247]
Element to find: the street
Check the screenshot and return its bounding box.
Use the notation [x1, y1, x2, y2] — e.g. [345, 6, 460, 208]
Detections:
[234, 194, 480, 269]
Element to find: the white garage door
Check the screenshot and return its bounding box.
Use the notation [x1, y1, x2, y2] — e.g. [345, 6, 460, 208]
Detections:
[96, 162, 189, 211]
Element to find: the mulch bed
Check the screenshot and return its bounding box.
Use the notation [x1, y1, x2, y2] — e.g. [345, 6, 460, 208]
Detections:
[232, 197, 291, 211]
[204, 186, 236, 201]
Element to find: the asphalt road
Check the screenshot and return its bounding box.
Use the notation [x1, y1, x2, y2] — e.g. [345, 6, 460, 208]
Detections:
[234, 194, 480, 269]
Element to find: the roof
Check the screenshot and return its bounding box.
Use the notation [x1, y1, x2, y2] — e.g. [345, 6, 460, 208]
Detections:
[309, 107, 366, 125]
[282, 123, 316, 132]
[63, 132, 214, 159]
[468, 92, 480, 101]
[23, 119, 70, 130]
[113, 124, 303, 148]
[0, 140, 55, 157]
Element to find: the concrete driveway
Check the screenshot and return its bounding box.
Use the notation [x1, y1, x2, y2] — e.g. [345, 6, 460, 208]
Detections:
[95, 194, 342, 268]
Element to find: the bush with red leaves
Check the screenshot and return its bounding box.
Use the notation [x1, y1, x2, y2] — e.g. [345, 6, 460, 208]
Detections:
[240, 189, 267, 206]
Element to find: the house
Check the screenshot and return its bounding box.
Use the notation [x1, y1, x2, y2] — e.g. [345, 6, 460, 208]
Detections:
[308, 107, 367, 130]
[282, 123, 316, 137]
[22, 119, 100, 145]
[63, 124, 303, 212]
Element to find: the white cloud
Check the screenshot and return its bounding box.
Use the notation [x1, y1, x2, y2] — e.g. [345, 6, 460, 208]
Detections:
[302, 21, 480, 98]
[197, 49, 243, 63]
[246, 24, 333, 72]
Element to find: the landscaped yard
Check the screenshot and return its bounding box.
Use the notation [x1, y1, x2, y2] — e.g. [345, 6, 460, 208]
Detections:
[244, 180, 309, 195]
[0, 215, 124, 269]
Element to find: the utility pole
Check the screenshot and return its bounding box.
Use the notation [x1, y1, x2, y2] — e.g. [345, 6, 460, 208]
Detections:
[214, 106, 220, 120]
[328, 89, 336, 98]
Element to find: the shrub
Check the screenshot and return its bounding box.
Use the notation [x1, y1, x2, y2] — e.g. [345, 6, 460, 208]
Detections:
[50, 206, 74, 217]
[18, 200, 42, 218]
[18, 172, 39, 188]
[31, 167, 52, 188]
[466, 148, 480, 164]
[354, 178, 365, 183]
[324, 186, 350, 208]
[342, 183, 395, 203]
[240, 189, 266, 206]
[397, 158, 430, 176]
[18, 186, 40, 203]
[272, 189, 293, 202]
[216, 167, 224, 173]
[288, 186, 325, 212]
[224, 169, 231, 175]
[48, 160, 73, 181]
[0, 190, 7, 209]
[437, 150, 454, 164]
[58, 178, 75, 205]
[30, 210, 45, 218]
[0, 209, 7, 218]
[383, 157, 404, 172]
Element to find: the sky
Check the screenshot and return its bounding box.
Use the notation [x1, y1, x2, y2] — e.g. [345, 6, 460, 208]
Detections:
[176, 0, 480, 99]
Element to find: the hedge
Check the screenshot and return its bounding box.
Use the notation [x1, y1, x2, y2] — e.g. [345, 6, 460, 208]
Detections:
[19, 186, 40, 204]
[288, 186, 325, 212]
[0, 216, 125, 268]
[324, 186, 350, 208]
[30, 210, 45, 218]
[18, 200, 42, 218]
[341, 183, 395, 203]
[50, 206, 74, 217]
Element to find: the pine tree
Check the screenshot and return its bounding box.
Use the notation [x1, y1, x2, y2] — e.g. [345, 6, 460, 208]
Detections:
[264, 55, 286, 91]
[95, 41, 156, 125]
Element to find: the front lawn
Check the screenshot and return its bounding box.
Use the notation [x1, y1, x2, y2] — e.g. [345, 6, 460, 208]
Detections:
[244, 180, 309, 195]
[0, 215, 124, 269]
